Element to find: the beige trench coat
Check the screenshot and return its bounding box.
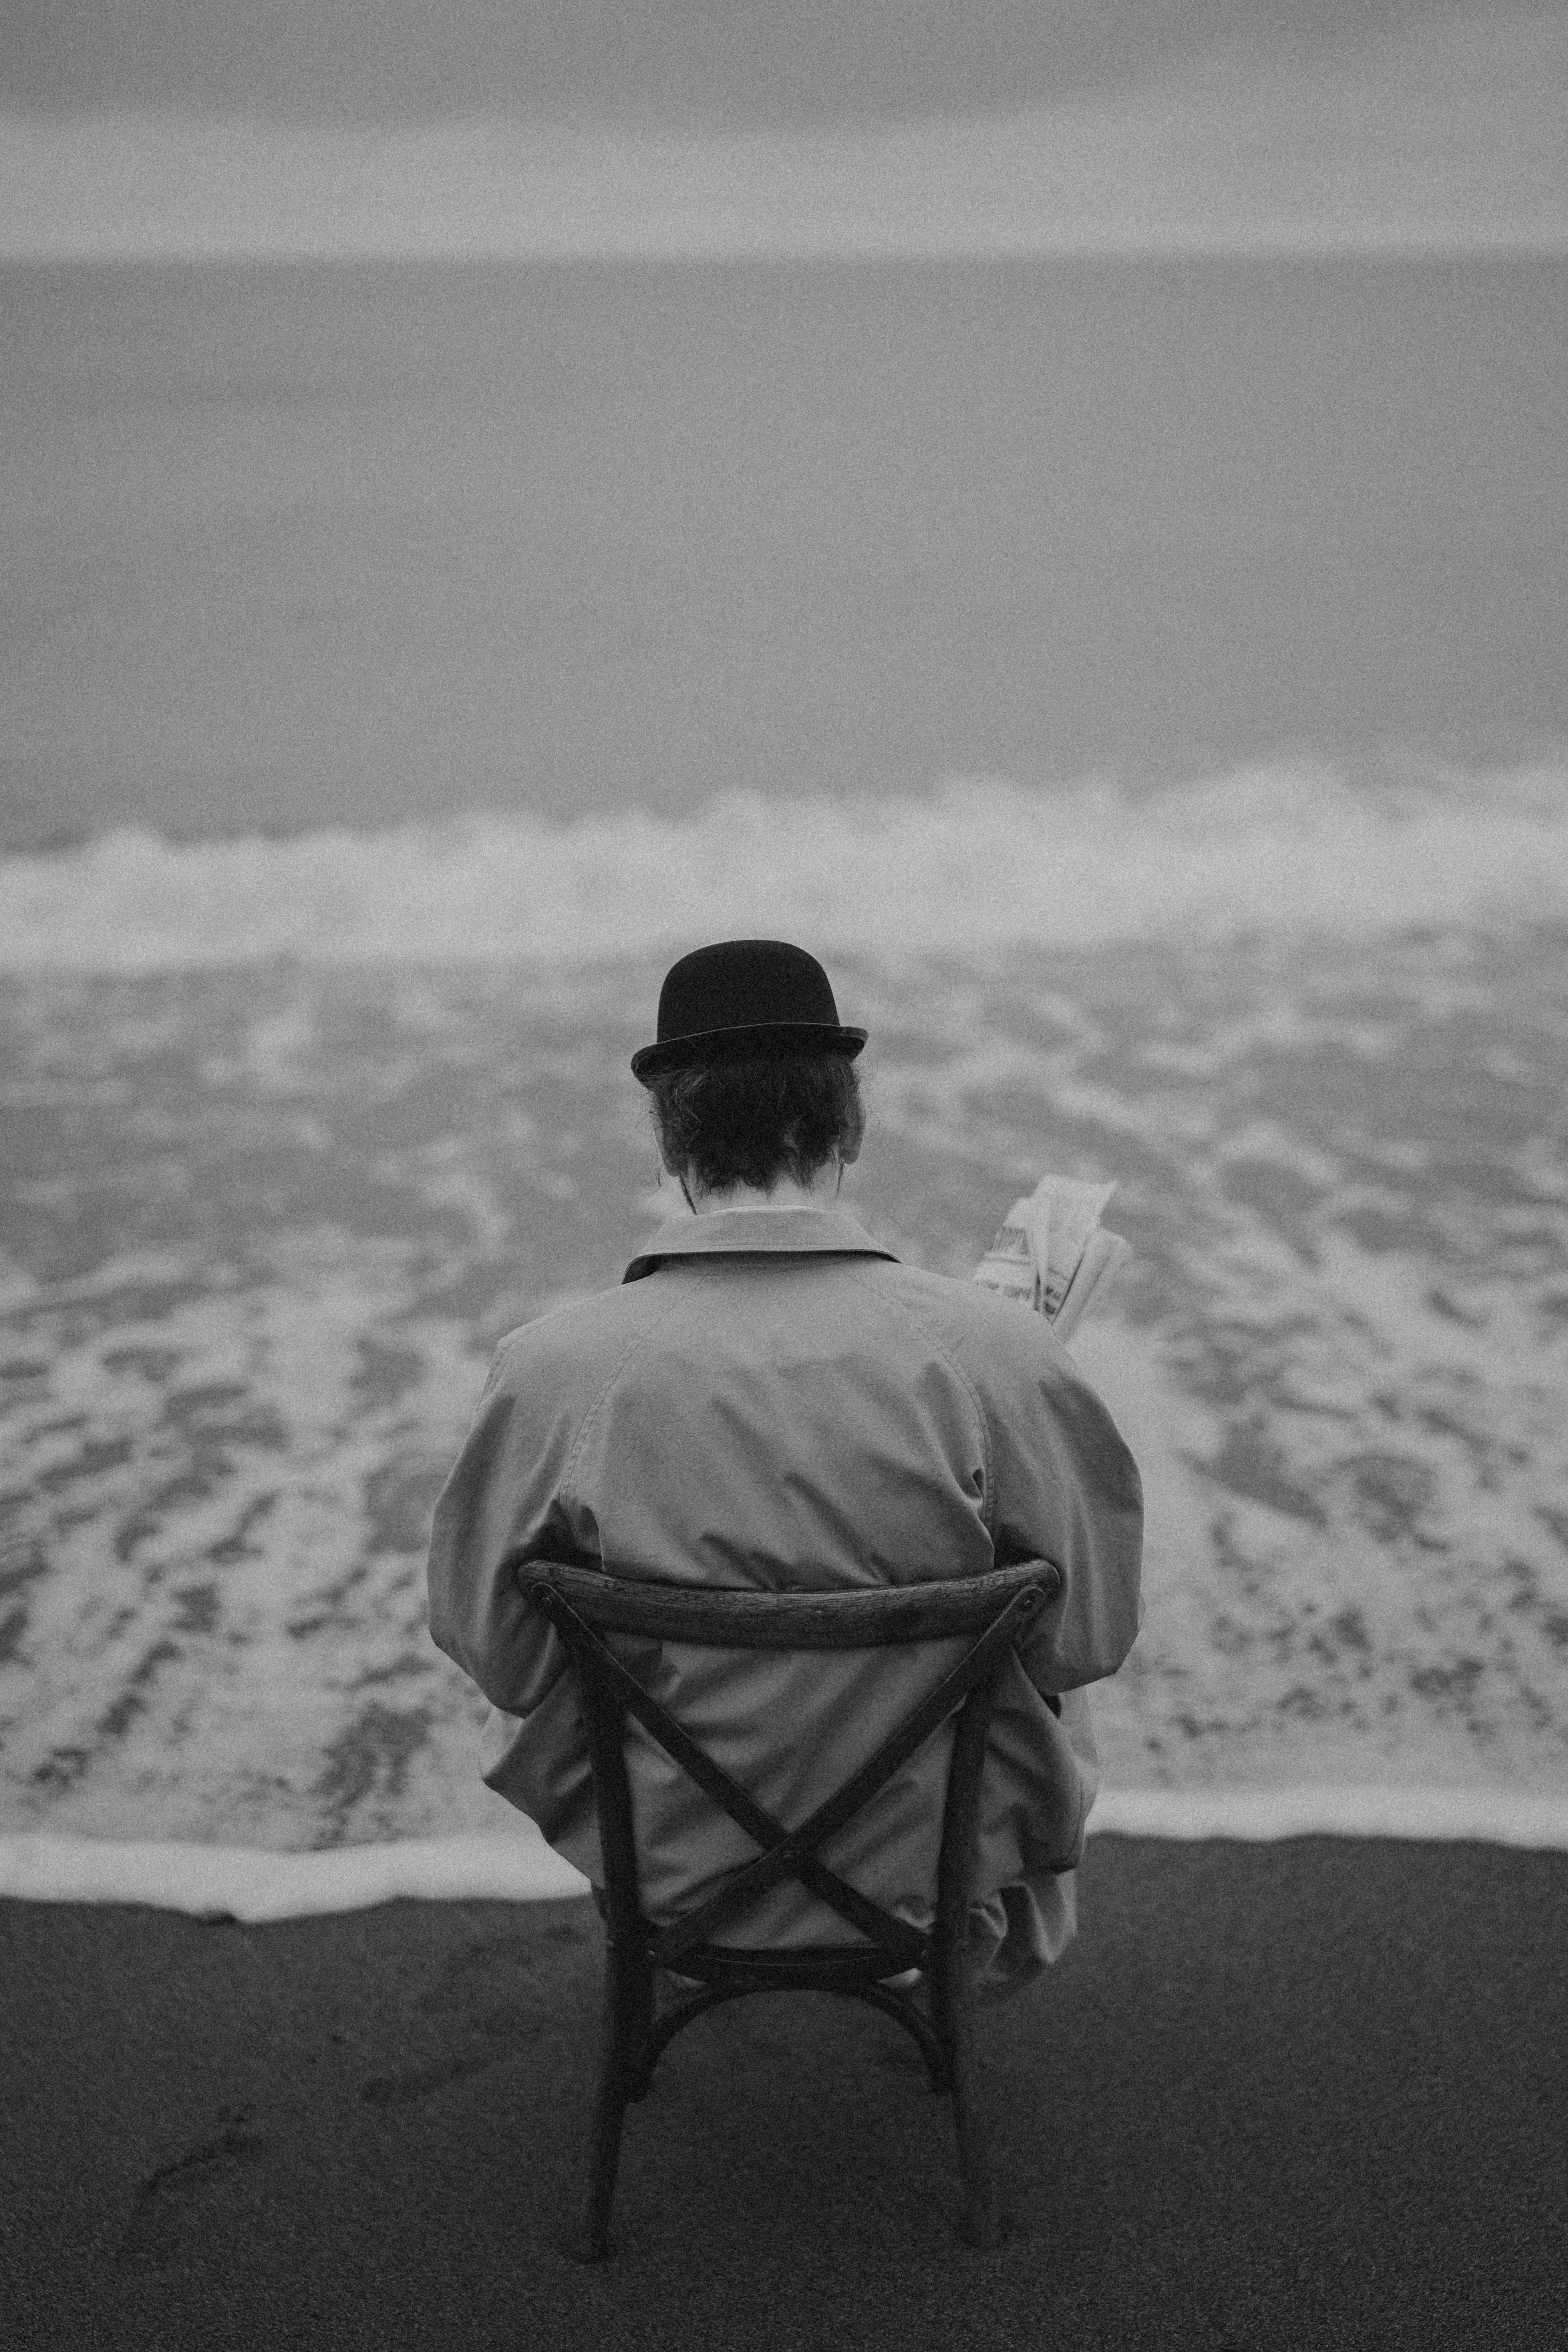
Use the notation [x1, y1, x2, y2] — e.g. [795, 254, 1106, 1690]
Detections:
[426, 1205, 1144, 1994]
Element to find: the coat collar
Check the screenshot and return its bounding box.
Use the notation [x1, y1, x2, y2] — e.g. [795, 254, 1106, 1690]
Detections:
[622, 1204, 900, 1284]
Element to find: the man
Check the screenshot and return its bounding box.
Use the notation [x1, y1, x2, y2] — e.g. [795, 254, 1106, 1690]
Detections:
[427, 939, 1143, 1995]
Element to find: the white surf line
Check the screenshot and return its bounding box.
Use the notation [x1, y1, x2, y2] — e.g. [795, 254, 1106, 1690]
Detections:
[0, 1827, 590, 1924]
[1088, 1787, 1568, 1849]
[4, 1789, 1568, 1922]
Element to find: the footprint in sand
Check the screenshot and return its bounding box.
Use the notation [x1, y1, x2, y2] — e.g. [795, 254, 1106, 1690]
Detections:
[358, 2044, 512, 2106]
[113, 2119, 266, 2272]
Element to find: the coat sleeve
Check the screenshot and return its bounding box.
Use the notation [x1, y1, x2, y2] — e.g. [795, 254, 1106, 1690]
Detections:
[425, 1332, 597, 1717]
[980, 1322, 1144, 1694]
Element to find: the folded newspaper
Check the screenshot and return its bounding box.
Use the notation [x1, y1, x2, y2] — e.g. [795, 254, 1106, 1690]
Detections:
[972, 1174, 1131, 1345]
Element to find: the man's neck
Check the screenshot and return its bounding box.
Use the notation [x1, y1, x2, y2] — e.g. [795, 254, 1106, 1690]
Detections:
[684, 1170, 843, 1217]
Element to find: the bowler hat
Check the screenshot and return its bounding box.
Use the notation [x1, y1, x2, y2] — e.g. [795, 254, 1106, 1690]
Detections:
[631, 940, 867, 1084]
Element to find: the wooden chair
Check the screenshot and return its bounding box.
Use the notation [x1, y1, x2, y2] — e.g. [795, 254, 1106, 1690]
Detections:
[518, 1554, 1060, 2261]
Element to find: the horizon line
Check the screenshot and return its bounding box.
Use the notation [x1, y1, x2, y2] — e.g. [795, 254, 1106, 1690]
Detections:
[4, 96, 1566, 262]
[10, 235, 1568, 263]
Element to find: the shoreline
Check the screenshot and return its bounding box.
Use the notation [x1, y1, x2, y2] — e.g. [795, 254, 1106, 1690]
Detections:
[6, 1782, 1568, 1922]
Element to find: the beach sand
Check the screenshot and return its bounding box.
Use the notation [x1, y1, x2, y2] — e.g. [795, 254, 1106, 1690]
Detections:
[4, 1835, 1565, 2351]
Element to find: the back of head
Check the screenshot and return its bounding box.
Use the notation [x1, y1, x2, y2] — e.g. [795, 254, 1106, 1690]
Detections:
[646, 1053, 865, 1194]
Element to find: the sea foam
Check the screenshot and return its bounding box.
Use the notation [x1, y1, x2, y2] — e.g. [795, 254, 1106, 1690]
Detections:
[4, 764, 1564, 974]
[4, 770, 1564, 1874]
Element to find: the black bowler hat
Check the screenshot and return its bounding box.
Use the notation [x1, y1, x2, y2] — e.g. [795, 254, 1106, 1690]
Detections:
[630, 940, 867, 1085]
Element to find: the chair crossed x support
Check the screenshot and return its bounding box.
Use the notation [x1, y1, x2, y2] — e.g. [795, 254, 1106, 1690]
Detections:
[520, 1558, 1058, 2260]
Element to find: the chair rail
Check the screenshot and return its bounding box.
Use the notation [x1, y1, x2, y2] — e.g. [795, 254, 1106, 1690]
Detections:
[512, 1554, 1061, 1648]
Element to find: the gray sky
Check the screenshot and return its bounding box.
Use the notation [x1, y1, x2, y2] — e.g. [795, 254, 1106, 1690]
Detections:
[3, 4, 1565, 255]
[0, 2, 1506, 122]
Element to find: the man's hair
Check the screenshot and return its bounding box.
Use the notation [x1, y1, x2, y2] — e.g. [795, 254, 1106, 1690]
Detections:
[647, 1053, 866, 1194]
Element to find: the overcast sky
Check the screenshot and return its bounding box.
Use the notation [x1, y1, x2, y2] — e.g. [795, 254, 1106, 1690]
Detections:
[0, 2, 1498, 121]
[3, 2, 1565, 256]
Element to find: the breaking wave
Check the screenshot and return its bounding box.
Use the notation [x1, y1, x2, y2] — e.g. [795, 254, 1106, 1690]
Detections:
[4, 762, 1566, 972]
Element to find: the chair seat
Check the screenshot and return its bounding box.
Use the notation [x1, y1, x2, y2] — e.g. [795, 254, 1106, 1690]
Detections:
[658, 1939, 930, 1991]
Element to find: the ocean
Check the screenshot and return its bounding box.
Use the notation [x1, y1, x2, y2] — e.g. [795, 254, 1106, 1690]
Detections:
[2, 256, 1565, 1865]
[7, 255, 1567, 845]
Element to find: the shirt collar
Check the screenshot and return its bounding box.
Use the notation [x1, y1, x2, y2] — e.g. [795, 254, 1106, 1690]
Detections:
[622, 1204, 900, 1284]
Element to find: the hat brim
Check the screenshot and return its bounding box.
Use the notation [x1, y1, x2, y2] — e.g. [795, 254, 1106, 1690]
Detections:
[631, 1021, 867, 1086]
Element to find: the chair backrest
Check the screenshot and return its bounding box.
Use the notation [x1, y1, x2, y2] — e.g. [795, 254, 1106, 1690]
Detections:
[519, 1557, 1060, 1975]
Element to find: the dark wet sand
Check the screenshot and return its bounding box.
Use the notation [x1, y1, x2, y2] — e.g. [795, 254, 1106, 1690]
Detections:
[4, 1836, 1565, 2352]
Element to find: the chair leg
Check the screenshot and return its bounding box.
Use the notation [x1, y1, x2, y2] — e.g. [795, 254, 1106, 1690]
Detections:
[930, 1950, 1006, 2250]
[625, 1962, 657, 2102]
[570, 1944, 643, 2262]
